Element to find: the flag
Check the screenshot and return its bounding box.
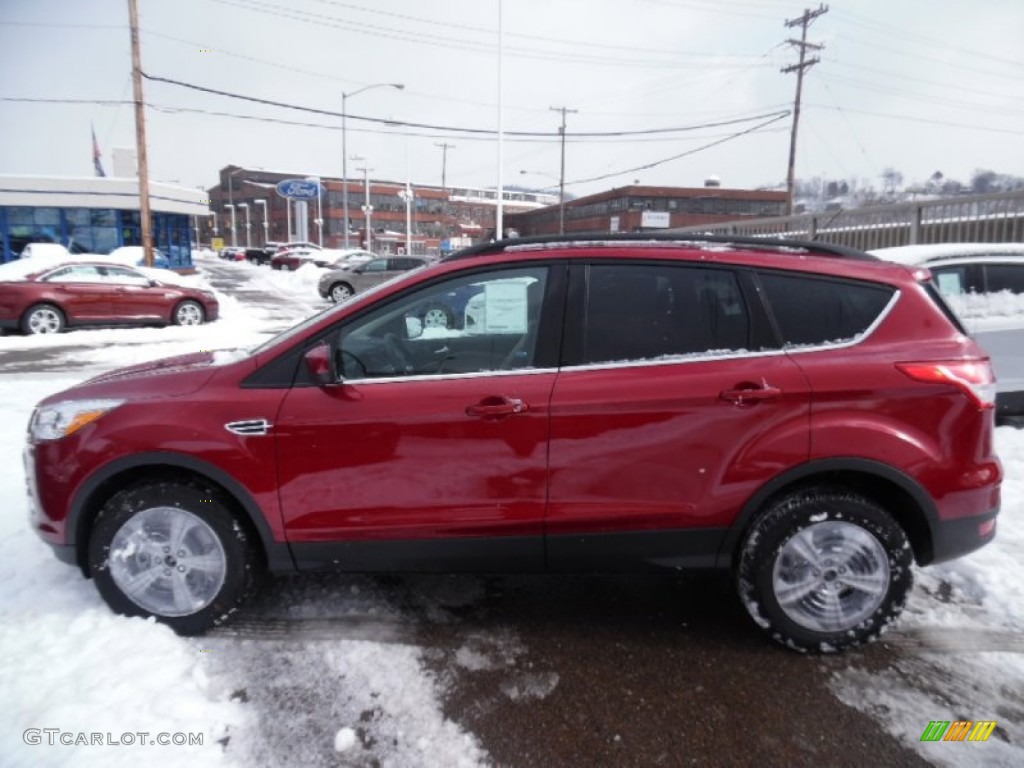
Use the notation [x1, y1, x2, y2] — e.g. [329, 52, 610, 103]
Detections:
[92, 124, 106, 177]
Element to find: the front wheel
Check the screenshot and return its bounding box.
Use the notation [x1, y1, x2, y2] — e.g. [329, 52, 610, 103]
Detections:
[330, 283, 354, 303]
[22, 303, 65, 334]
[421, 303, 454, 330]
[88, 480, 262, 635]
[174, 300, 205, 326]
[737, 489, 912, 653]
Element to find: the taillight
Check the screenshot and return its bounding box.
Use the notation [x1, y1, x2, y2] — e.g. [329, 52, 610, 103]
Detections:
[896, 360, 997, 410]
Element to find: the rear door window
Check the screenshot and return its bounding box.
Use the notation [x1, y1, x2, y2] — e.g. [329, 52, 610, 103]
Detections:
[580, 263, 751, 365]
[758, 272, 894, 347]
[985, 264, 1024, 294]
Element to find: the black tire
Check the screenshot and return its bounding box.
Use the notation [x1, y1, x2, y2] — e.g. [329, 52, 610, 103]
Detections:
[330, 282, 354, 303]
[421, 302, 455, 330]
[173, 300, 205, 326]
[736, 488, 912, 653]
[88, 480, 262, 635]
[21, 303, 65, 335]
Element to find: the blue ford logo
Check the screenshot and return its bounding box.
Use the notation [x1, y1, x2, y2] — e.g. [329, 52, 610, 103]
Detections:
[276, 179, 322, 200]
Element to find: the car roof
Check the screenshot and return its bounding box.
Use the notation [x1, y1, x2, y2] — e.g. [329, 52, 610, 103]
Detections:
[870, 242, 1024, 265]
[440, 233, 917, 285]
[448, 233, 879, 262]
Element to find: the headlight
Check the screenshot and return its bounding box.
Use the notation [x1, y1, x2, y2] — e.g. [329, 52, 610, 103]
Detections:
[30, 399, 124, 441]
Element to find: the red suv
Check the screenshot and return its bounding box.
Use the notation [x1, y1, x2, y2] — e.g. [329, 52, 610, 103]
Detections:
[25, 235, 1001, 651]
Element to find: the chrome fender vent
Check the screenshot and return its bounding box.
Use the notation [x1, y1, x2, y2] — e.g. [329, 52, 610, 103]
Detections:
[225, 419, 272, 436]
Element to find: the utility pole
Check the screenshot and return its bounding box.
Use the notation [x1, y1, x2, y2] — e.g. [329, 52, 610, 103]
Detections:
[782, 4, 827, 216]
[550, 105, 578, 235]
[127, 0, 154, 266]
[435, 142, 455, 239]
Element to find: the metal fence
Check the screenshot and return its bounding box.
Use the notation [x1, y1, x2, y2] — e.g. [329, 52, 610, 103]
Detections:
[668, 191, 1024, 250]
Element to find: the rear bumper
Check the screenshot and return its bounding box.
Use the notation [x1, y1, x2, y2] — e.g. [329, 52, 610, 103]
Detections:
[928, 508, 998, 564]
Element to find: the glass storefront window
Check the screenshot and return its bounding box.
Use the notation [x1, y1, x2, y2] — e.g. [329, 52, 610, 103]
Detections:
[91, 209, 117, 227]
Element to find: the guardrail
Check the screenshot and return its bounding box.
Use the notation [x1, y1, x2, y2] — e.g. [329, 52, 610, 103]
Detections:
[668, 190, 1024, 250]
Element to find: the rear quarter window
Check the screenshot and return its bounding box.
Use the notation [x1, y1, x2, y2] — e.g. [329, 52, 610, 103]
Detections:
[758, 272, 894, 347]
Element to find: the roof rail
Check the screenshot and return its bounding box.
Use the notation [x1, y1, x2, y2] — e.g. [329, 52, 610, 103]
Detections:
[444, 232, 878, 262]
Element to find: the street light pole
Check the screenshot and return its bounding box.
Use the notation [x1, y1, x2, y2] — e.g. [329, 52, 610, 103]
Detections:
[342, 82, 404, 249]
[239, 202, 250, 247]
[226, 167, 244, 246]
[357, 164, 374, 253]
[307, 176, 323, 247]
[254, 199, 268, 245]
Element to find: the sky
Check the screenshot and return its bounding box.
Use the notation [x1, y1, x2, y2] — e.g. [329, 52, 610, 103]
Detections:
[0, 0, 1022, 199]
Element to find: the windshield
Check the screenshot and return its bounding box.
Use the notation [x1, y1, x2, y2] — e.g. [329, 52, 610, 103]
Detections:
[248, 262, 432, 357]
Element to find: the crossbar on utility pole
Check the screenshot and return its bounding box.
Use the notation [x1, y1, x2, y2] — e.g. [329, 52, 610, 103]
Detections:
[127, 0, 154, 266]
[550, 105, 578, 235]
[435, 142, 455, 239]
[782, 4, 827, 216]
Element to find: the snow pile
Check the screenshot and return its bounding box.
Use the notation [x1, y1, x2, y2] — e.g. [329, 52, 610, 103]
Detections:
[0, 376, 247, 768]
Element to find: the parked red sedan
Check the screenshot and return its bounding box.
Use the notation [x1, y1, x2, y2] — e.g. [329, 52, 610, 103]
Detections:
[0, 261, 219, 334]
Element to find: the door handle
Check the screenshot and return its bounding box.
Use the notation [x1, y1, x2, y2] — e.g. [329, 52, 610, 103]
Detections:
[466, 396, 529, 419]
[720, 382, 782, 405]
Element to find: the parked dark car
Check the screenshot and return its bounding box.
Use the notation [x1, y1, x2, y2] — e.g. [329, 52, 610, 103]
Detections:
[317, 256, 427, 302]
[26, 235, 1000, 652]
[0, 261, 218, 334]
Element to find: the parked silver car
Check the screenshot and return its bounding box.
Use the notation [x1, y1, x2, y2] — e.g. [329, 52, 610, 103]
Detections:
[317, 256, 427, 303]
[871, 243, 1024, 424]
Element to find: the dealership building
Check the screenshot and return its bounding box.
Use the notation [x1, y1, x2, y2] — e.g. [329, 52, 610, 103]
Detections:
[0, 175, 209, 266]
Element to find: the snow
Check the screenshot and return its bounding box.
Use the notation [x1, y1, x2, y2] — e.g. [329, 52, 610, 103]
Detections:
[0, 263, 487, 767]
[871, 243, 1024, 265]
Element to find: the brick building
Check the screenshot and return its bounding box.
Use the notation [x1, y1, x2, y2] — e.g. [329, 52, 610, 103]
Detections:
[206, 166, 557, 256]
[505, 181, 788, 237]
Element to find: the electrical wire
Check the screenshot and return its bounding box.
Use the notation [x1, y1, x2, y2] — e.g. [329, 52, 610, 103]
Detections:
[567, 112, 790, 185]
[139, 71, 791, 138]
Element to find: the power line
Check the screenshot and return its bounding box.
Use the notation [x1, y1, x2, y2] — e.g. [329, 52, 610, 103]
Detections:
[211, 0, 762, 70]
[567, 112, 790, 186]
[139, 71, 790, 138]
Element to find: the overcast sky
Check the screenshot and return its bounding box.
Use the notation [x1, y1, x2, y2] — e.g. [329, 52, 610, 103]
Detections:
[1, 0, 1022, 198]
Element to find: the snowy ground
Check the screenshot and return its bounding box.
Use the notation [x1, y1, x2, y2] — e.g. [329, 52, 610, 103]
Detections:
[0, 255, 1021, 766]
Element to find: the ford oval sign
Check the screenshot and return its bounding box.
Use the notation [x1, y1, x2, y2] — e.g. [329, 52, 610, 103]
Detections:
[276, 179, 322, 200]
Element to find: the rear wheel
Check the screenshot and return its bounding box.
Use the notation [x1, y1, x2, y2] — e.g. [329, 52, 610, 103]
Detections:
[21, 303, 65, 334]
[88, 480, 262, 635]
[737, 488, 912, 652]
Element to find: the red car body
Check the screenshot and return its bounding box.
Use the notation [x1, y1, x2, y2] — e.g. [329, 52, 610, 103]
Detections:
[0, 261, 219, 333]
[25, 236, 1001, 647]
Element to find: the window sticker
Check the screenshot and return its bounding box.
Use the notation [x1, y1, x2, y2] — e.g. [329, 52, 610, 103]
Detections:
[483, 281, 529, 333]
[936, 272, 963, 296]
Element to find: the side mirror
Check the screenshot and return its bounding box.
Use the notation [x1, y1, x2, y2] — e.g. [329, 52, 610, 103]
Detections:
[303, 342, 337, 386]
